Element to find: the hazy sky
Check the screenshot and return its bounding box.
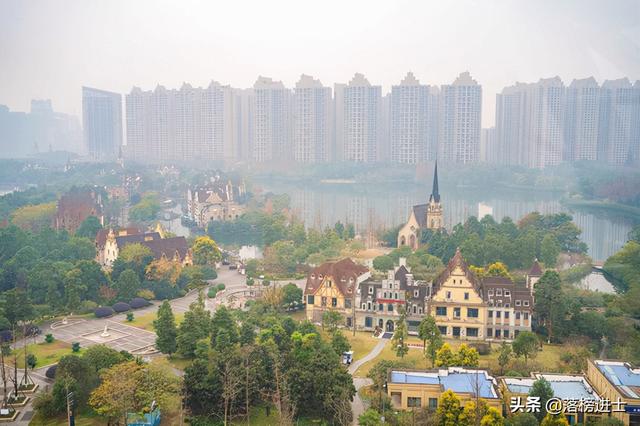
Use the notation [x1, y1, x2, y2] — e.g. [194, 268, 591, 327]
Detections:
[1, 0, 639, 127]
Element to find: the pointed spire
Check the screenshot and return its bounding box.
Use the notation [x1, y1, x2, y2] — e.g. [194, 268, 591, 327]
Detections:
[429, 160, 440, 203]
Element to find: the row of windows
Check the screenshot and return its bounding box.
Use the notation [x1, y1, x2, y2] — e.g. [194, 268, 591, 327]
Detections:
[307, 295, 351, 309]
[437, 326, 479, 337]
[405, 396, 439, 409]
[435, 306, 478, 318]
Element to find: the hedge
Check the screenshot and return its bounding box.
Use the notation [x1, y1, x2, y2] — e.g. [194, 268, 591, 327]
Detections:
[95, 306, 115, 318]
[112, 302, 131, 313]
[129, 297, 150, 309]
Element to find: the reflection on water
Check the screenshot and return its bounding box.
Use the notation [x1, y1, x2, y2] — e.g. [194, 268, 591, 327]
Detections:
[262, 182, 633, 262]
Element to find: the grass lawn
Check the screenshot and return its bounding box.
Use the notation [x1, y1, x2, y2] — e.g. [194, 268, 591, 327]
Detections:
[125, 311, 185, 331]
[285, 310, 307, 322]
[29, 409, 104, 425]
[231, 405, 329, 426]
[12, 340, 83, 368]
[353, 338, 567, 378]
[319, 329, 380, 362]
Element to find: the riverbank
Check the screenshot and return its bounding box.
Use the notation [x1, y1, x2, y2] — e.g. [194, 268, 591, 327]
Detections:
[562, 198, 640, 223]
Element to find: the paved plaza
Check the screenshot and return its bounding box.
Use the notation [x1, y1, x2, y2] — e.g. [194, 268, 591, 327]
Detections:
[50, 318, 157, 354]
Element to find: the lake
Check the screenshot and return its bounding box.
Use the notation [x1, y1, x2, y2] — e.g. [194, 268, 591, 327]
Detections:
[260, 180, 634, 262]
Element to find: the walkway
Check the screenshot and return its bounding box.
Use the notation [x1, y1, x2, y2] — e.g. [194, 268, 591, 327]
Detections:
[348, 337, 387, 424]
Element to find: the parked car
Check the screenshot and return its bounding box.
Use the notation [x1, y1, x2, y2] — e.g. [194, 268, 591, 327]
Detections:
[229, 264, 238, 270]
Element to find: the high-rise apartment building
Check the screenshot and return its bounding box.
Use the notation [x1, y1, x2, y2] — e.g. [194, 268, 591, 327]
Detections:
[125, 82, 236, 163]
[390, 72, 438, 164]
[341, 73, 381, 163]
[293, 75, 332, 163]
[251, 76, 292, 163]
[565, 78, 600, 162]
[439, 72, 482, 164]
[82, 87, 122, 160]
[598, 78, 638, 165]
[495, 78, 564, 168]
[527, 77, 565, 168]
[495, 83, 529, 166]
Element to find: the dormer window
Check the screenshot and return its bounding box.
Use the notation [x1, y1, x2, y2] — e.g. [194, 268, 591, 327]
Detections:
[368, 287, 374, 294]
[505, 290, 511, 297]
[488, 290, 494, 296]
[496, 289, 502, 296]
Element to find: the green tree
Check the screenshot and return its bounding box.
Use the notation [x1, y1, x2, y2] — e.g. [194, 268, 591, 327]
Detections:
[154, 301, 177, 355]
[282, 283, 303, 306]
[358, 408, 383, 426]
[391, 306, 409, 358]
[498, 341, 512, 375]
[192, 236, 222, 265]
[76, 216, 102, 239]
[113, 269, 140, 302]
[83, 345, 127, 373]
[118, 243, 153, 265]
[512, 331, 539, 364]
[506, 413, 539, 426]
[418, 315, 443, 367]
[322, 310, 343, 332]
[177, 296, 211, 357]
[540, 234, 561, 267]
[534, 271, 563, 343]
[372, 255, 394, 272]
[210, 305, 237, 351]
[331, 330, 351, 356]
[128, 193, 161, 222]
[529, 377, 554, 421]
[437, 389, 462, 426]
[63, 268, 87, 312]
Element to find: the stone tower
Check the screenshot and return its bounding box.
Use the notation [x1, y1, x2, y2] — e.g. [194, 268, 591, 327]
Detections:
[426, 161, 443, 229]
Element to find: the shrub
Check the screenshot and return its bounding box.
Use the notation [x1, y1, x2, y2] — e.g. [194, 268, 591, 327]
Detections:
[200, 266, 217, 280]
[0, 330, 12, 343]
[126, 313, 134, 322]
[112, 302, 131, 313]
[246, 277, 254, 286]
[130, 297, 150, 309]
[470, 342, 491, 355]
[94, 306, 115, 318]
[45, 333, 54, 343]
[26, 353, 37, 369]
[33, 390, 57, 418]
[71, 342, 80, 353]
[207, 288, 217, 298]
[505, 370, 524, 377]
[262, 279, 270, 286]
[45, 365, 57, 379]
[78, 300, 98, 314]
[216, 283, 225, 291]
[136, 289, 155, 301]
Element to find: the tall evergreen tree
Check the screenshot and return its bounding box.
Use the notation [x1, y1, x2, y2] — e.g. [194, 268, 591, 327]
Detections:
[154, 301, 177, 355]
[176, 295, 210, 357]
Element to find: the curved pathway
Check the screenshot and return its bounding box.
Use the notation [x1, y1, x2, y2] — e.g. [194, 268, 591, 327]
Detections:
[349, 338, 388, 425]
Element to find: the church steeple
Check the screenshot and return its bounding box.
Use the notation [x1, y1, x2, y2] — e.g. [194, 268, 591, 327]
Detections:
[429, 160, 440, 203]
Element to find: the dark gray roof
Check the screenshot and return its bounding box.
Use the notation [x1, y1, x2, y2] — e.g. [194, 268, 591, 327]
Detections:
[413, 204, 428, 228]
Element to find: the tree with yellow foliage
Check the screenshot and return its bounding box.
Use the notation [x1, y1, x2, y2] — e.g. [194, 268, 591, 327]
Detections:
[145, 257, 182, 285]
[89, 360, 180, 424]
[192, 236, 222, 265]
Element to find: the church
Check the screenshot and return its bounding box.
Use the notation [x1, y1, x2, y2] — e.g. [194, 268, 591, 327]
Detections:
[397, 162, 443, 249]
